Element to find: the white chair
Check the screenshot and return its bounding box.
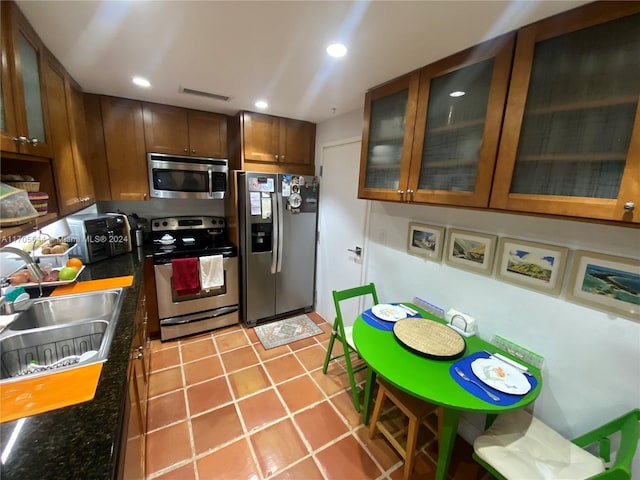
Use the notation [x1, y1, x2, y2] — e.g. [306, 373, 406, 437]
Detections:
[473, 408, 640, 480]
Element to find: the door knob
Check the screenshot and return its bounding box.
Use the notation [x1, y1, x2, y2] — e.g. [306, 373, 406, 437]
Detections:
[347, 246, 362, 256]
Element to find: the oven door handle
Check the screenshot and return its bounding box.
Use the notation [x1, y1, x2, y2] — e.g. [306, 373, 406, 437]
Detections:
[271, 192, 278, 275]
[208, 169, 213, 197]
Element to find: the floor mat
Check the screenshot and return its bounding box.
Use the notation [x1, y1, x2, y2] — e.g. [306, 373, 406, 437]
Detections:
[254, 314, 323, 349]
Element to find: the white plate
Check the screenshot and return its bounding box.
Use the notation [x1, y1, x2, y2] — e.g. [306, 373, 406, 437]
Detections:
[20, 265, 86, 288]
[471, 358, 531, 395]
[371, 304, 407, 322]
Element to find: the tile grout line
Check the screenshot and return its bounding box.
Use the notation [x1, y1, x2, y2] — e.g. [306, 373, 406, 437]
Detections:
[147, 319, 417, 480]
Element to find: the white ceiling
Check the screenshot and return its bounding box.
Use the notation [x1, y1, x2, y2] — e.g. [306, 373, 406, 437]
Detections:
[17, 0, 589, 124]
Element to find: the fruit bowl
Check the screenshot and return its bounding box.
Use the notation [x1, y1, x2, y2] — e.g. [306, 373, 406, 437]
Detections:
[18, 266, 85, 288]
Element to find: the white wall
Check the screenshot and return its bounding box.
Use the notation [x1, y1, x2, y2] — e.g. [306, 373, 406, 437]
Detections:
[316, 109, 640, 471]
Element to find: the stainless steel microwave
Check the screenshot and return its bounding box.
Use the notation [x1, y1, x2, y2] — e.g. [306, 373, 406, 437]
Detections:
[147, 153, 228, 200]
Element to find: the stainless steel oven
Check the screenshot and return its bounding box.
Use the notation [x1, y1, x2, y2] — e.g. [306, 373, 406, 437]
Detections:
[151, 216, 239, 341]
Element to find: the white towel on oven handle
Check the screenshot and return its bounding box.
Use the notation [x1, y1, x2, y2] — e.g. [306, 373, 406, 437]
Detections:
[199, 255, 224, 290]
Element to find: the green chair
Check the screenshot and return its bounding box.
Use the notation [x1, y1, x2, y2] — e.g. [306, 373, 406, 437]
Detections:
[473, 408, 640, 480]
[322, 283, 379, 412]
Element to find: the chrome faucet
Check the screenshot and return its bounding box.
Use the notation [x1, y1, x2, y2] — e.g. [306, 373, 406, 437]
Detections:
[0, 246, 45, 283]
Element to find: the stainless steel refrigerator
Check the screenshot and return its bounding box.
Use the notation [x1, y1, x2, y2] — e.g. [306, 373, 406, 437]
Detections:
[237, 172, 319, 327]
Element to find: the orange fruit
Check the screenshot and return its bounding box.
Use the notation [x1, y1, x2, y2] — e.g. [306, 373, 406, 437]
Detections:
[66, 258, 83, 271]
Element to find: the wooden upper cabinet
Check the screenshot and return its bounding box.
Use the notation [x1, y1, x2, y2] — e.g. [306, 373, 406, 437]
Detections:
[241, 111, 280, 162]
[359, 34, 514, 206]
[490, 3, 640, 223]
[0, 1, 52, 157]
[240, 111, 316, 167]
[102, 96, 149, 201]
[279, 117, 315, 166]
[68, 81, 96, 207]
[358, 73, 420, 202]
[188, 110, 227, 158]
[409, 34, 515, 207]
[143, 103, 228, 158]
[83, 93, 112, 201]
[43, 54, 96, 215]
[43, 55, 80, 215]
[143, 103, 188, 155]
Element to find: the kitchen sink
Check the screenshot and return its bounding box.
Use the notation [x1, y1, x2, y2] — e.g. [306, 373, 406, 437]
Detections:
[0, 288, 125, 382]
[8, 290, 122, 331]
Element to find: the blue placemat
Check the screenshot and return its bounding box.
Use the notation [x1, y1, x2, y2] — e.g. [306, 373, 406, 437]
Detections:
[362, 304, 421, 331]
[450, 351, 538, 406]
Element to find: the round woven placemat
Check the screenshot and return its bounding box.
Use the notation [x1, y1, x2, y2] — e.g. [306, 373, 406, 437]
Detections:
[393, 318, 466, 360]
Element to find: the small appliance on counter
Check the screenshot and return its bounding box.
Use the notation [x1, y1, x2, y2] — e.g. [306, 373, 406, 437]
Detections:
[67, 213, 130, 264]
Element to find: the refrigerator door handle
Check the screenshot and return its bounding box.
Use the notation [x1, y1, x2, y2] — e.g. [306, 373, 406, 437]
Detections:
[276, 192, 284, 273]
[270, 192, 278, 274]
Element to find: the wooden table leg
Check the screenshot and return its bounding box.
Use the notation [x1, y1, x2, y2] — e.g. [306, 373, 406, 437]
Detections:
[362, 366, 376, 425]
[436, 408, 460, 480]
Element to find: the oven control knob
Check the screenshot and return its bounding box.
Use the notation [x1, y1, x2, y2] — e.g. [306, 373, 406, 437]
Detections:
[163, 221, 168, 227]
[153, 221, 159, 227]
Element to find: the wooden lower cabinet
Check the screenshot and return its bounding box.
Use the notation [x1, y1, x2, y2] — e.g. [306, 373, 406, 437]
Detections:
[118, 286, 149, 479]
[101, 96, 150, 201]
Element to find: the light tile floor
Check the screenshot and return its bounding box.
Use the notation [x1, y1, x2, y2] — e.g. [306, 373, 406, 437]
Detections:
[145, 312, 489, 480]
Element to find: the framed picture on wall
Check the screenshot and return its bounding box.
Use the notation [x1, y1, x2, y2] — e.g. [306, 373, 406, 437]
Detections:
[407, 223, 445, 261]
[444, 229, 497, 275]
[496, 238, 568, 295]
[567, 250, 640, 320]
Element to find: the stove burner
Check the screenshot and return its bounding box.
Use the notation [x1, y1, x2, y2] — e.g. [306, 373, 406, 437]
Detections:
[151, 215, 236, 263]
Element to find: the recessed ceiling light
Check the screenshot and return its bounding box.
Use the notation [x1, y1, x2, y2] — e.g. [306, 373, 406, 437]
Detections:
[255, 100, 268, 109]
[449, 91, 466, 97]
[326, 43, 347, 58]
[132, 76, 151, 88]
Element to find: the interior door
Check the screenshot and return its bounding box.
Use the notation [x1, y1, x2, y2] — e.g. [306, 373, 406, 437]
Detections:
[317, 139, 370, 327]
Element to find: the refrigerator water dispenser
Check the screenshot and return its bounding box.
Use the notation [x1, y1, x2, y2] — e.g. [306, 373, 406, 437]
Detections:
[251, 223, 272, 253]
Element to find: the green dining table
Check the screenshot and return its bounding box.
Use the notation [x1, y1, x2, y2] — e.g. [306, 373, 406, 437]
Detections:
[353, 304, 542, 480]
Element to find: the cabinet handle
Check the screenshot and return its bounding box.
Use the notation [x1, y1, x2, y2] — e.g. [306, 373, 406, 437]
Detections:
[143, 193, 148, 200]
[13, 136, 29, 144]
[624, 201, 635, 212]
[275, 154, 279, 160]
[397, 190, 405, 195]
[30, 138, 39, 146]
[183, 148, 188, 153]
[281, 155, 285, 161]
[407, 189, 414, 194]
[191, 149, 196, 154]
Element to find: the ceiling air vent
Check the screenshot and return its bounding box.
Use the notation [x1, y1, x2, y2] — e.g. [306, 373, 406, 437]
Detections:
[179, 86, 231, 102]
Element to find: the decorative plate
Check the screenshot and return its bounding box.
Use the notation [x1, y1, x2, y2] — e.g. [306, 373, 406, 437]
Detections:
[471, 358, 531, 395]
[371, 304, 407, 322]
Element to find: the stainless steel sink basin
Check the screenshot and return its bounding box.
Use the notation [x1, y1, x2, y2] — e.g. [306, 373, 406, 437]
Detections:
[0, 288, 125, 382]
[8, 290, 122, 331]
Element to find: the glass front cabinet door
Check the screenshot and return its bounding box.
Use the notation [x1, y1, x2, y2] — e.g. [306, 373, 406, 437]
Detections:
[409, 34, 514, 207]
[490, 4, 640, 223]
[358, 72, 419, 202]
[0, 1, 51, 157]
[358, 34, 514, 207]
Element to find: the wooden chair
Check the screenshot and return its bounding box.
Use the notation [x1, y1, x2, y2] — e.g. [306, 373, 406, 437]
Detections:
[322, 282, 378, 412]
[473, 408, 640, 480]
[369, 377, 441, 480]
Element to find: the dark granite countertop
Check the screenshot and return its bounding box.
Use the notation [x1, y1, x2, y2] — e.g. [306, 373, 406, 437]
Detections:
[0, 248, 150, 480]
